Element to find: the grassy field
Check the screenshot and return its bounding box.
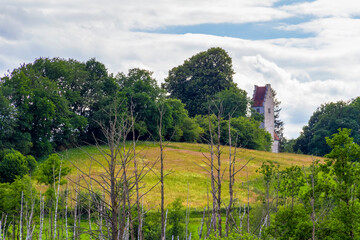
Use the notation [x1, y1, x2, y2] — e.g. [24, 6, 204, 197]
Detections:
[44, 141, 322, 209]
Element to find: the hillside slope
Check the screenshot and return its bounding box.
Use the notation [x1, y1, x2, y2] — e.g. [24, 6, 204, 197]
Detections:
[54, 142, 321, 208]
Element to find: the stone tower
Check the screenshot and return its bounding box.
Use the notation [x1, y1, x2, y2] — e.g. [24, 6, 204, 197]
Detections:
[252, 84, 279, 153]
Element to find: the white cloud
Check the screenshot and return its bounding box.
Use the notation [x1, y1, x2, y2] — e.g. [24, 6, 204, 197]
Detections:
[2, 0, 360, 139]
[282, 0, 360, 18]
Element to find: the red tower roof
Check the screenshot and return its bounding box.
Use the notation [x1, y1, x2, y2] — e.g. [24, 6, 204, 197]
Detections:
[253, 86, 266, 107]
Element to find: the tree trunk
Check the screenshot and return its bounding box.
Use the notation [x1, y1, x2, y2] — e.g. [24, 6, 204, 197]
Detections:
[159, 106, 166, 240]
[208, 111, 217, 234]
[217, 111, 222, 237]
[226, 115, 232, 237]
[247, 172, 250, 234]
[131, 100, 143, 240]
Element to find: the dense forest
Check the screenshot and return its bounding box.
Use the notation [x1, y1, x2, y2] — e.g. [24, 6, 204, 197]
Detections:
[1, 47, 360, 239]
[0, 47, 272, 158]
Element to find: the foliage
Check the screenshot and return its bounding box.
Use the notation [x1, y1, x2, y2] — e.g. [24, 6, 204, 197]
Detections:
[166, 198, 185, 239]
[143, 211, 161, 240]
[208, 232, 259, 239]
[162, 98, 203, 142]
[281, 138, 297, 153]
[0, 149, 36, 183]
[195, 115, 272, 151]
[116, 68, 162, 140]
[294, 99, 360, 156]
[36, 154, 70, 185]
[77, 190, 102, 215]
[0, 175, 37, 215]
[211, 87, 249, 118]
[163, 47, 236, 117]
[279, 166, 304, 208]
[323, 129, 360, 204]
[266, 204, 312, 240]
[0, 58, 89, 156]
[319, 129, 360, 238]
[271, 89, 285, 152]
[0, 85, 17, 150]
[257, 160, 279, 184]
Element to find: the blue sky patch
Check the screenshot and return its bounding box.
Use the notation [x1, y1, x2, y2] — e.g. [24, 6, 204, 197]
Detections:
[135, 16, 315, 40]
[273, 0, 316, 7]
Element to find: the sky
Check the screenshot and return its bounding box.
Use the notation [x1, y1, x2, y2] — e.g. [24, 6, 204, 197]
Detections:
[1, 0, 360, 139]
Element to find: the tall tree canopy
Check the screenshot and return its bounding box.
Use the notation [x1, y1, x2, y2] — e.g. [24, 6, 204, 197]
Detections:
[163, 47, 238, 117]
[0, 57, 117, 156]
[1, 61, 85, 156]
[272, 89, 285, 151]
[294, 98, 360, 156]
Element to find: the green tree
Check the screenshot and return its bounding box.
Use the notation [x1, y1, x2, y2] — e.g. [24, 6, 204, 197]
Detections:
[162, 98, 203, 142]
[195, 115, 272, 151]
[0, 85, 17, 150]
[163, 47, 235, 117]
[212, 87, 249, 118]
[1, 60, 87, 156]
[166, 198, 185, 239]
[271, 89, 285, 151]
[0, 149, 36, 183]
[31, 57, 118, 145]
[266, 204, 312, 240]
[36, 154, 70, 185]
[0, 176, 37, 223]
[257, 160, 279, 226]
[294, 99, 360, 156]
[116, 68, 162, 140]
[279, 166, 305, 209]
[320, 128, 360, 239]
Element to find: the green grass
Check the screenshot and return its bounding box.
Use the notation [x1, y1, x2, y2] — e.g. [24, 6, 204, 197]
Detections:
[44, 141, 322, 209]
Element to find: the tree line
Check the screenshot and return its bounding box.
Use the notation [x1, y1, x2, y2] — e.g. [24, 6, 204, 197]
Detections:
[0, 48, 275, 159]
[283, 97, 360, 156]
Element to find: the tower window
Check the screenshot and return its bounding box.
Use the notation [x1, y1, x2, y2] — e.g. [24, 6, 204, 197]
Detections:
[268, 108, 271, 113]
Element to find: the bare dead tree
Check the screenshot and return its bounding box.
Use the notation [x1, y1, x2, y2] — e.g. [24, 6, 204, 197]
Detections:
[53, 159, 63, 240]
[39, 193, 44, 240]
[0, 213, 8, 240]
[195, 100, 228, 237]
[239, 203, 246, 232]
[65, 185, 69, 240]
[208, 108, 218, 235]
[311, 162, 316, 240]
[302, 159, 318, 240]
[164, 209, 168, 240]
[157, 102, 166, 240]
[20, 191, 23, 240]
[67, 101, 159, 240]
[185, 183, 191, 240]
[215, 102, 223, 237]
[130, 98, 143, 240]
[225, 114, 233, 237]
[73, 186, 78, 240]
[25, 190, 35, 240]
[247, 171, 250, 234]
[71, 106, 131, 240]
[196, 98, 251, 237]
[198, 207, 206, 239]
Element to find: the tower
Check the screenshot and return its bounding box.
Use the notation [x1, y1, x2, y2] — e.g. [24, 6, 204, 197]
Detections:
[252, 84, 279, 153]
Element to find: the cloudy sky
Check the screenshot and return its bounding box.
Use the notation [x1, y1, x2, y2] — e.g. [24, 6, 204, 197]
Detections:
[1, 0, 360, 139]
